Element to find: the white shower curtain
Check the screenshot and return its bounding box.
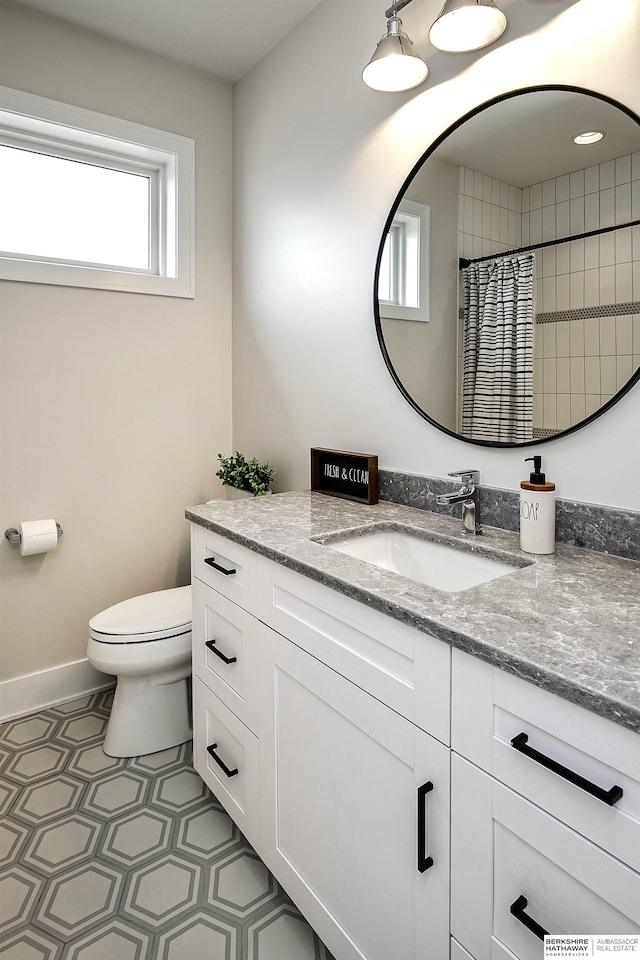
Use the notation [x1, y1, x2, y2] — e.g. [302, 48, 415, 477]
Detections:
[461, 253, 535, 443]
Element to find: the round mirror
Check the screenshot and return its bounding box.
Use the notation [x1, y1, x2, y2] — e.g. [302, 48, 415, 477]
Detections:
[375, 86, 640, 447]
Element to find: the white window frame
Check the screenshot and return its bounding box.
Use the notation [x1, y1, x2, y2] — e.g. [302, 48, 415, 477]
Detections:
[0, 86, 195, 298]
[379, 199, 430, 322]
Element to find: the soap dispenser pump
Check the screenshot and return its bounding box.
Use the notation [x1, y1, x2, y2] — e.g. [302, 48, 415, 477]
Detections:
[520, 456, 556, 555]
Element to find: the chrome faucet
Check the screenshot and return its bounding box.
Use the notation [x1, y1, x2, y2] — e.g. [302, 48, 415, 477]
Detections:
[436, 470, 482, 537]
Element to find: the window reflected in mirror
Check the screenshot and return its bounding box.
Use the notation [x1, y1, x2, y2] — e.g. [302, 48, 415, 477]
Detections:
[378, 200, 430, 322]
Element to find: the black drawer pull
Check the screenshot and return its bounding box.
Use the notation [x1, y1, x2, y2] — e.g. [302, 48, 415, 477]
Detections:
[511, 732, 623, 806]
[206, 743, 238, 778]
[205, 639, 237, 665]
[417, 780, 434, 873]
[204, 556, 237, 576]
[510, 895, 548, 941]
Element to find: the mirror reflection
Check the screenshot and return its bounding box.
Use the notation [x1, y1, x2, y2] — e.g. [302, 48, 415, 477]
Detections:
[376, 88, 640, 446]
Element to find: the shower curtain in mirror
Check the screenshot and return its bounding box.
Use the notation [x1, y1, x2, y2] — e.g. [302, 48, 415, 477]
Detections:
[461, 253, 535, 444]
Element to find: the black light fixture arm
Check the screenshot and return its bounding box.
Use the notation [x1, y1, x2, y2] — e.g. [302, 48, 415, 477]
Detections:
[384, 0, 416, 19]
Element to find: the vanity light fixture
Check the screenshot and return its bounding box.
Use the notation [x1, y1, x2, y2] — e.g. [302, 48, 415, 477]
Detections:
[572, 130, 605, 145]
[362, 3, 429, 92]
[429, 0, 507, 53]
[363, 0, 508, 92]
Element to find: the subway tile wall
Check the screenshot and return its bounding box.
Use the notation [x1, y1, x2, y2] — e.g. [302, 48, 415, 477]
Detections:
[534, 311, 640, 431]
[524, 152, 640, 313]
[458, 166, 522, 261]
[456, 156, 640, 435]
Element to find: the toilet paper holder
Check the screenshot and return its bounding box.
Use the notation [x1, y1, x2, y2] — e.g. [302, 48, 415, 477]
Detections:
[4, 523, 64, 545]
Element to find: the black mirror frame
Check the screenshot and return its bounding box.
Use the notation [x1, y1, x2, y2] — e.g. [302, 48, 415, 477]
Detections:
[374, 84, 640, 448]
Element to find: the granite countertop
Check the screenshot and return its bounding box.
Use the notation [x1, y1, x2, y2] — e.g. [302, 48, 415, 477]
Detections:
[186, 491, 640, 734]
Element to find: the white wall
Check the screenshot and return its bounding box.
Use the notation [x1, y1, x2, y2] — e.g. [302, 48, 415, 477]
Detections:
[382, 156, 459, 428]
[232, 0, 640, 510]
[0, 1, 233, 691]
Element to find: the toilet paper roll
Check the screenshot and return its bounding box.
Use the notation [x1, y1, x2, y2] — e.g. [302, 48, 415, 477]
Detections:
[19, 519, 59, 557]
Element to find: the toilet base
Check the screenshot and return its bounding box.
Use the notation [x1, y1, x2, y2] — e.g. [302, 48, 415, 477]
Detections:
[104, 674, 192, 758]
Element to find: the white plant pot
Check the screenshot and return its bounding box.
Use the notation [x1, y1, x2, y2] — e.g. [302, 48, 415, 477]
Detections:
[224, 487, 272, 500]
[224, 487, 253, 500]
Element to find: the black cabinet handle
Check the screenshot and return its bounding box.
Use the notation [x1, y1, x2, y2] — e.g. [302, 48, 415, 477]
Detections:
[204, 556, 237, 576]
[206, 743, 238, 778]
[511, 732, 623, 806]
[510, 895, 548, 940]
[205, 639, 237, 665]
[417, 780, 434, 873]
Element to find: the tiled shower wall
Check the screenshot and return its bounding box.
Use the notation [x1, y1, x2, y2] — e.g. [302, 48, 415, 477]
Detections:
[456, 156, 640, 434]
[458, 166, 521, 261]
[525, 152, 640, 433]
[523, 153, 640, 314]
[534, 309, 640, 433]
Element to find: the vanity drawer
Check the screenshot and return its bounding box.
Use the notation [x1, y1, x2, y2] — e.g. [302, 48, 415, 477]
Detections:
[193, 677, 260, 849]
[191, 524, 257, 609]
[452, 649, 640, 872]
[451, 755, 640, 960]
[254, 556, 451, 745]
[192, 578, 259, 733]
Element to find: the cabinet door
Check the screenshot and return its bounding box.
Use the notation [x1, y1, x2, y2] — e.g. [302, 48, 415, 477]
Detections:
[259, 624, 450, 960]
[451, 755, 640, 960]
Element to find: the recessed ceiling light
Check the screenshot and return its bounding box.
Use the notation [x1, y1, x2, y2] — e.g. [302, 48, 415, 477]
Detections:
[572, 131, 605, 145]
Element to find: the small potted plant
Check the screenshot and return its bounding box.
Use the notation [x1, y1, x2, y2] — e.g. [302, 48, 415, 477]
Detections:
[216, 452, 276, 499]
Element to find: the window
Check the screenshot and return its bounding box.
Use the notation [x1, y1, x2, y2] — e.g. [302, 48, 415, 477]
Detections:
[0, 86, 195, 297]
[378, 199, 430, 322]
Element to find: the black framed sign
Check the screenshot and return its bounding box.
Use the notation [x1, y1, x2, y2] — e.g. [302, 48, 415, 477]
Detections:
[311, 448, 378, 505]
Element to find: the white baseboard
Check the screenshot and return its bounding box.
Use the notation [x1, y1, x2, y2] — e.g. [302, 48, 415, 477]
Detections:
[0, 659, 115, 722]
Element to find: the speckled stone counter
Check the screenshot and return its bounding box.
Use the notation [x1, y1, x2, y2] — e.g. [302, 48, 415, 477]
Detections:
[186, 491, 640, 734]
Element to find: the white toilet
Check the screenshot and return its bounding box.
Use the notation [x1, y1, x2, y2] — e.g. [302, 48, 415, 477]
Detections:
[87, 585, 192, 758]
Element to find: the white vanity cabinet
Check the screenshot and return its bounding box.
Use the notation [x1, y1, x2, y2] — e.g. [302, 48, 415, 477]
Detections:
[191, 522, 451, 960]
[451, 650, 640, 959]
[191, 518, 640, 960]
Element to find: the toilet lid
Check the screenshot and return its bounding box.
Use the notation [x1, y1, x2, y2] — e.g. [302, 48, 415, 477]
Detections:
[89, 586, 191, 643]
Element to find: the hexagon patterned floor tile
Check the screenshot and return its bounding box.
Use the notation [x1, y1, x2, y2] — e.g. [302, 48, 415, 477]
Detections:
[4, 745, 71, 785]
[82, 770, 148, 818]
[0, 693, 335, 959]
[0, 717, 59, 750]
[210, 848, 280, 919]
[12, 775, 84, 826]
[102, 810, 173, 867]
[35, 862, 124, 939]
[0, 820, 29, 868]
[122, 854, 201, 929]
[0, 926, 63, 960]
[0, 781, 21, 818]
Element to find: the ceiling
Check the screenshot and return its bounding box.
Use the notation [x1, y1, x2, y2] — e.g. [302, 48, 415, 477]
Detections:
[10, 0, 322, 83]
[436, 90, 640, 187]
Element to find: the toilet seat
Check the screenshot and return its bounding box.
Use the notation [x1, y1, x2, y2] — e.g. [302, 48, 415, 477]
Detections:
[89, 585, 191, 644]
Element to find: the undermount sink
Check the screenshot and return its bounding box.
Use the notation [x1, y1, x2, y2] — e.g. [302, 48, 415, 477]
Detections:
[324, 526, 529, 593]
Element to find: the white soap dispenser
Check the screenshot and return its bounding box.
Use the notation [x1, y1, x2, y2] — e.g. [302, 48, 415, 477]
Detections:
[520, 456, 556, 555]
